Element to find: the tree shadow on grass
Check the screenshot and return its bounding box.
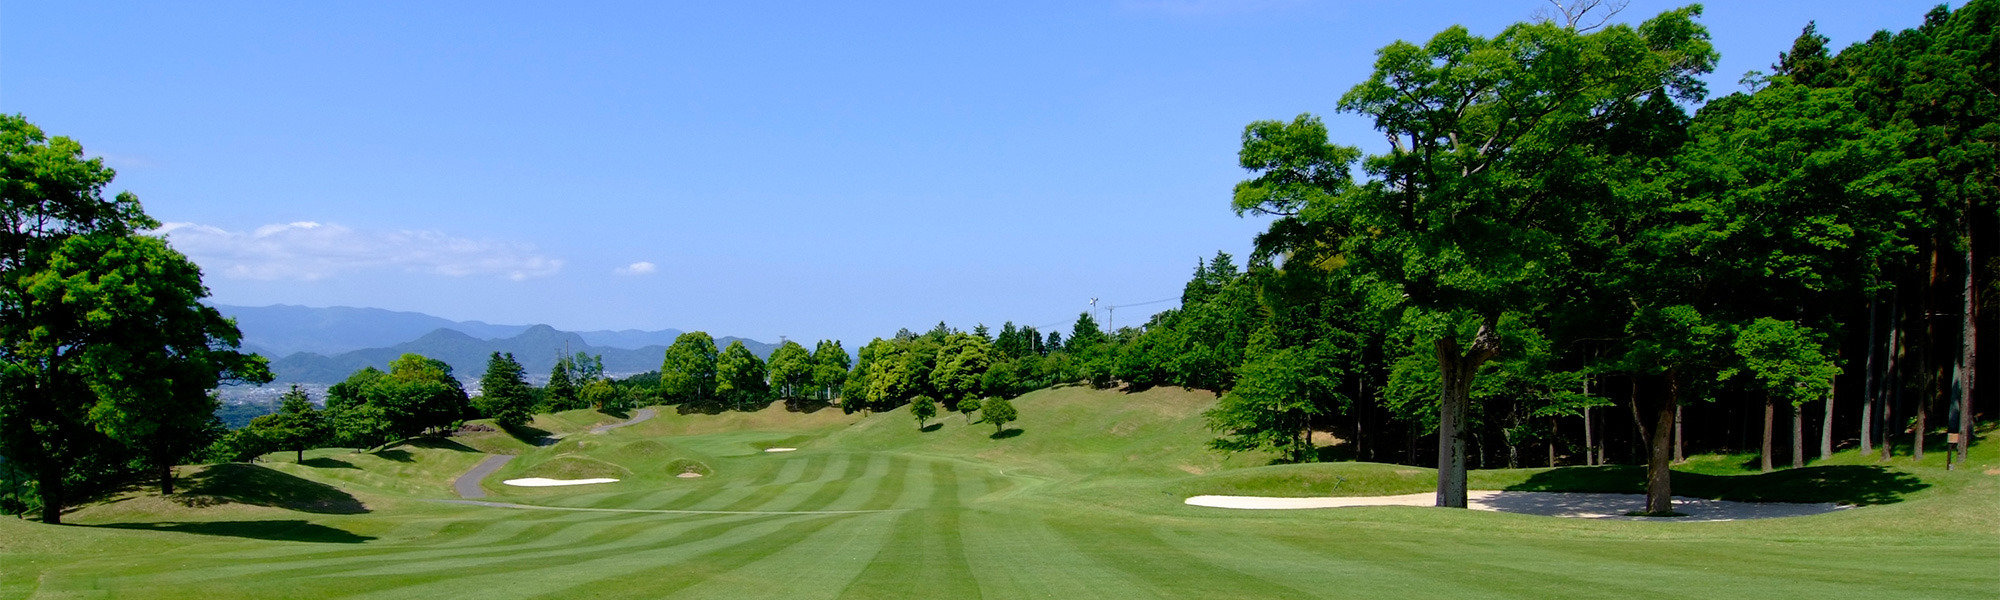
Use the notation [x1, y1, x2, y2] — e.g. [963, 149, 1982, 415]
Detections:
[501, 423, 554, 445]
[92, 520, 374, 544]
[920, 423, 943, 433]
[1505, 465, 1929, 505]
[989, 428, 1023, 439]
[597, 407, 631, 420]
[300, 457, 357, 469]
[400, 438, 480, 453]
[373, 449, 415, 463]
[182, 464, 369, 514]
[785, 398, 832, 414]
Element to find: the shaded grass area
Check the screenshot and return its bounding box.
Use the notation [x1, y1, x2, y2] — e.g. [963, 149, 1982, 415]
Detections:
[90, 520, 374, 544]
[180, 464, 369, 514]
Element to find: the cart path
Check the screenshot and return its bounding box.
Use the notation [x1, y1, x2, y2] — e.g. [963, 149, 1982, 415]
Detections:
[589, 407, 657, 434]
[452, 454, 515, 499]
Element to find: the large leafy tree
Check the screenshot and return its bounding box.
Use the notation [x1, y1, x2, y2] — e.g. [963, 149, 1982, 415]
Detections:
[765, 340, 814, 401]
[930, 332, 993, 410]
[715, 340, 769, 411]
[1234, 6, 1716, 507]
[0, 116, 268, 522]
[810, 339, 850, 403]
[1723, 318, 1838, 472]
[659, 332, 719, 404]
[368, 354, 470, 439]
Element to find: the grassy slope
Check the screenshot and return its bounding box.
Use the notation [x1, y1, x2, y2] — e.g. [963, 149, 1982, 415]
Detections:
[2, 386, 1996, 599]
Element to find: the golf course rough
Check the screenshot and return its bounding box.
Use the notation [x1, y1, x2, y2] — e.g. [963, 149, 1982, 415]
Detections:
[4, 386, 1996, 599]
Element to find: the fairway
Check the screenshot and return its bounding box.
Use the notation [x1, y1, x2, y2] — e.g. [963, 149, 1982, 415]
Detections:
[4, 386, 1997, 599]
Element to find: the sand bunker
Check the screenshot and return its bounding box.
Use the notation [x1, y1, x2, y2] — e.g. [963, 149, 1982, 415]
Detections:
[1186, 490, 1849, 522]
[502, 477, 620, 487]
[764, 447, 797, 453]
[676, 472, 704, 478]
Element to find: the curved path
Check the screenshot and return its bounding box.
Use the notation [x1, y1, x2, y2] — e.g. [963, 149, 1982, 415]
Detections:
[452, 454, 515, 499]
[589, 407, 657, 434]
[1185, 490, 1849, 522]
[453, 408, 660, 498]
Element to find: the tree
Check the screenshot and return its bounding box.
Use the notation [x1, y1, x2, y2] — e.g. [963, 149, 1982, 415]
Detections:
[659, 332, 719, 404]
[368, 354, 470, 440]
[766, 340, 814, 401]
[545, 356, 580, 411]
[475, 352, 534, 429]
[930, 332, 993, 410]
[1724, 318, 1838, 472]
[910, 395, 937, 430]
[1204, 337, 1335, 463]
[1235, 6, 1717, 507]
[579, 379, 623, 411]
[811, 339, 850, 403]
[250, 386, 326, 464]
[325, 367, 390, 448]
[715, 340, 769, 411]
[980, 396, 1017, 434]
[0, 116, 269, 521]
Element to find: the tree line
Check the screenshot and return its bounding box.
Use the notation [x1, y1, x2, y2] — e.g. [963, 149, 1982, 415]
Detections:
[1173, 0, 1994, 513]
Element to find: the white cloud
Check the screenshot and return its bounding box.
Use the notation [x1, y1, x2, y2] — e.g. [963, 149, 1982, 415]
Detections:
[615, 261, 658, 276]
[154, 221, 564, 281]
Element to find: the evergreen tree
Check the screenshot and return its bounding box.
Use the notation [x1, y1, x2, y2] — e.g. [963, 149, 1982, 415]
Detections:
[475, 352, 534, 429]
[546, 357, 580, 411]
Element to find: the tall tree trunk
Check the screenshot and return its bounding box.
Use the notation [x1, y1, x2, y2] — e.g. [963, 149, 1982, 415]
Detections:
[1821, 361, 1836, 461]
[1433, 315, 1502, 509]
[1956, 221, 1978, 463]
[159, 462, 175, 496]
[1761, 394, 1776, 472]
[1883, 295, 1904, 461]
[1643, 370, 1679, 515]
[37, 466, 63, 525]
[1547, 417, 1556, 468]
[1861, 298, 1879, 454]
[1583, 378, 1595, 466]
[1673, 403, 1684, 463]
[1792, 401, 1805, 469]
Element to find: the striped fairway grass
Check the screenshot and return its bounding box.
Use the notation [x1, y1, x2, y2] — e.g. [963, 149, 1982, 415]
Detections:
[3, 386, 1996, 599]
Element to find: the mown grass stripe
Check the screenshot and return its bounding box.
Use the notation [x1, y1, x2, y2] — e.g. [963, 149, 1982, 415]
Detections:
[752, 453, 861, 513]
[715, 454, 832, 511]
[1043, 516, 1305, 599]
[955, 510, 1159, 599]
[344, 513, 854, 600]
[817, 453, 895, 512]
[322, 514, 800, 599]
[838, 460, 980, 598]
[556, 511, 895, 600]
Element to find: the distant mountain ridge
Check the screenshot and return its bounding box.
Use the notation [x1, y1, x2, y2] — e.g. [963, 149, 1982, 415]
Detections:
[211, 304, 775, 384]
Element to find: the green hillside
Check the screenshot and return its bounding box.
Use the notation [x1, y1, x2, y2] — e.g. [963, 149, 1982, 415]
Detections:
[3, 386, 1995, 599]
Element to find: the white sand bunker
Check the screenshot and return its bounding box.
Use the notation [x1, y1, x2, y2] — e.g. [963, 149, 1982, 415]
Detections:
[676, 472, 704, 478]
[764, 447, 797, 453]
[502, 477, 620, 487]
[1186, 490, 1850, 522]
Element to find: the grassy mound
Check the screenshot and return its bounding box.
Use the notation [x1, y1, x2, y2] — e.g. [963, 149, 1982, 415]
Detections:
[516, 455, 629, 480]
[1173, 462, 1436, 498]
[665, 459, 712, 477]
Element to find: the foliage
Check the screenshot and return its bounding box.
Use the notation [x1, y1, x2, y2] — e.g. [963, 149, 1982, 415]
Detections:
[659, 332, 719, 403]
[715, 340, 769, 410]
[474, 352, 534, 428]
[909, 394, 937, 429]
[979, 396, 1017, 433]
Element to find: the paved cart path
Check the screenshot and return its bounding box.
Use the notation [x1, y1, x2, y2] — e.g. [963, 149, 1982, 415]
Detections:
[452, 454, 516, 499]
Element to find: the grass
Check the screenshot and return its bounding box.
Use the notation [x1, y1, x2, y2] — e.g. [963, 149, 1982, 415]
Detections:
[2, 385, 1995, 599]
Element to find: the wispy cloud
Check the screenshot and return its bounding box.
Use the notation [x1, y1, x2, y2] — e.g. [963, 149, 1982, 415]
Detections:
[1121, 0, 1308, 16]
[154, 221, 564, 281]
[614, 261, 658, 276]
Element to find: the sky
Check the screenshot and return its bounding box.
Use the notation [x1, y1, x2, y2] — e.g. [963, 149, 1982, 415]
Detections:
[1, 0, 1944, 347]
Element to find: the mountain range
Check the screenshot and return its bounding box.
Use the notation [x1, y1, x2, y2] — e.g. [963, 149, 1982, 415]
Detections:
[211, 304, 776, 384]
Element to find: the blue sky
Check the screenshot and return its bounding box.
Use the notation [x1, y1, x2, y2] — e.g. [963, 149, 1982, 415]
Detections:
[2, 0, 1939, 347]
